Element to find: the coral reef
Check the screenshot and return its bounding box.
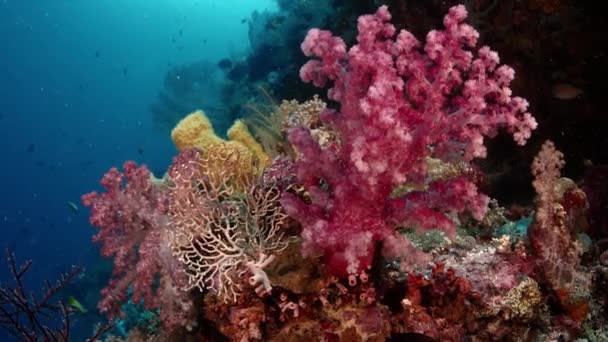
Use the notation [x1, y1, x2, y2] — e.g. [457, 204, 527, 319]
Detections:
[80, 4, 608, 341]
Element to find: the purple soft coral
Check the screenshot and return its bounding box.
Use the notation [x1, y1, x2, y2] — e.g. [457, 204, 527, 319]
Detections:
[283, 5, 536, 276]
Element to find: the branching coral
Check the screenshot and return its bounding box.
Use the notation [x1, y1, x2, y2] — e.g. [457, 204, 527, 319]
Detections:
[282, 5, 536, 276]
[0, 249, 112, 342]
[167, 146, 290, 302]
[0, 249, 80, 341]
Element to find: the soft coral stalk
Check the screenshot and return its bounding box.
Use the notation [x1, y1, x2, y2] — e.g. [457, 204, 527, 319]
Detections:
[283, 5, 536, 276]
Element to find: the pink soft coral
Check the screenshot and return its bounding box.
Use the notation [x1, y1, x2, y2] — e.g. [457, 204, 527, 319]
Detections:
[82, 161, 194, 330]
[283, 5, 536, 276]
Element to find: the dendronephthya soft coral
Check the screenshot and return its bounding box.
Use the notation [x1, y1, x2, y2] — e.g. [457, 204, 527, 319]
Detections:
[282, 5, 537, 276]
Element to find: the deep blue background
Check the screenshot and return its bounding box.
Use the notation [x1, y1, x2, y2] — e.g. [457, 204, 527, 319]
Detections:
[0, 0, 276, 339]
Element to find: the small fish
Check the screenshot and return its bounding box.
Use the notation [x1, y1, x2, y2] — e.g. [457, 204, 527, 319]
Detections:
[241, 18, 247, 24]
[137, 147, 144, 155]
[67, 201, 78, 214]
[552, 83, 583, 100]
[95, 50, 100, 58]
[217, 58, 233, 70]
[67, 296, 88, 314]
[27, 144, 35, 153]
[202, 39, 208, 44]
[123, 67, 128, 76]
[178, 28, 183, 36]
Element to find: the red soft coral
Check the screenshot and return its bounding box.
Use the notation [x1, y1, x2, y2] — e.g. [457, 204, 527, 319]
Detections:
[82, 161, 193, 331]
[283, 5, 536, 276]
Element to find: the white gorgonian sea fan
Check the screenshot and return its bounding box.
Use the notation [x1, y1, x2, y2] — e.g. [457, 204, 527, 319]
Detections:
[167, 146, 289, 302]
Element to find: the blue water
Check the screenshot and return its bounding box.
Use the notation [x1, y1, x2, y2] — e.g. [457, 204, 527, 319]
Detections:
[0, 0, 276, 339]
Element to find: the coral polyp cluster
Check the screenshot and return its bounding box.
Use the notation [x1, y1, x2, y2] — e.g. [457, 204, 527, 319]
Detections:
[81, 5, 607, 341]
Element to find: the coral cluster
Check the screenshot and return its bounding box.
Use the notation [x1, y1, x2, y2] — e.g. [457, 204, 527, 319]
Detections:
[283, 4, 536, 277]
[80, 5, 607, 341]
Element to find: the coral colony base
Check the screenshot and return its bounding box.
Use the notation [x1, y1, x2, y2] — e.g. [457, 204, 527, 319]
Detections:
[3, 4, 600, 341]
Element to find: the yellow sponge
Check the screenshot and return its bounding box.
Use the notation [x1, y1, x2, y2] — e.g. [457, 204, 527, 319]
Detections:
[171, 110, 222, 150]
[171, 110, 270, 169]
[227, 119, 269, 166]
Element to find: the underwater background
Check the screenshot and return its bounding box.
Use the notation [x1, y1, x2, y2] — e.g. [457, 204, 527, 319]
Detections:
[1, 0, 607, 341]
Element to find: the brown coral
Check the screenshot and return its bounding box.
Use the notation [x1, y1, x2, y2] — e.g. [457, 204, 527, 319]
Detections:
[528, 141, 591, 324]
